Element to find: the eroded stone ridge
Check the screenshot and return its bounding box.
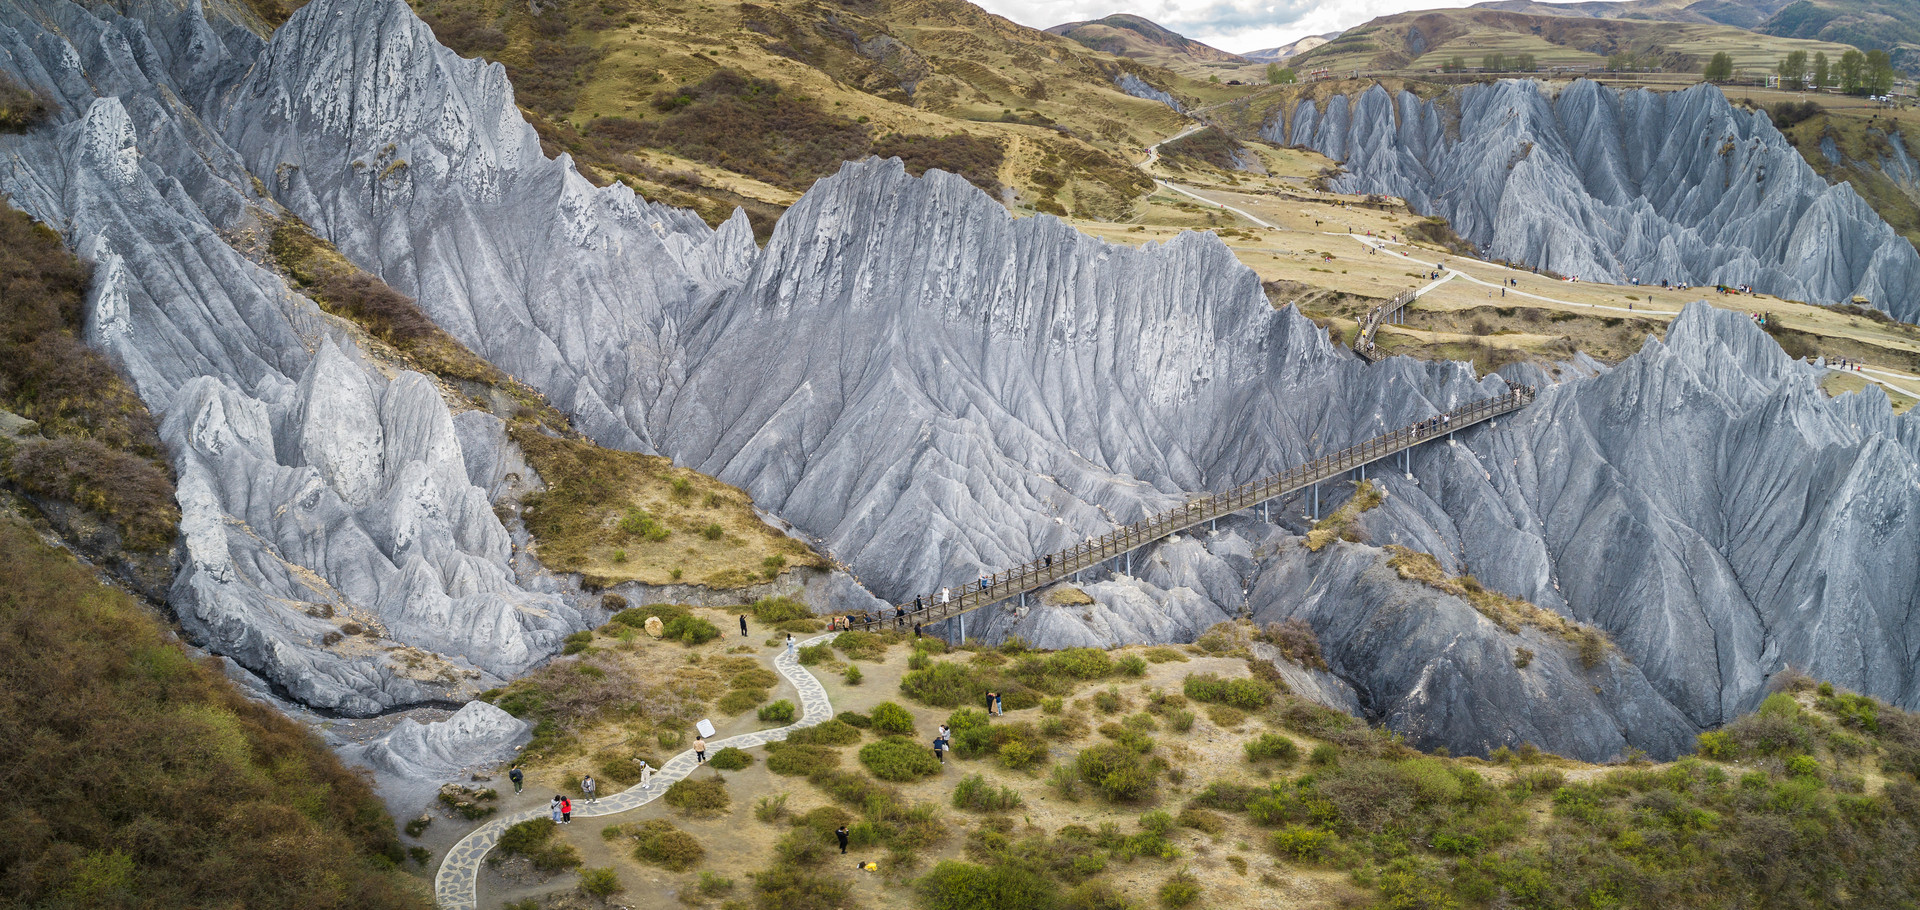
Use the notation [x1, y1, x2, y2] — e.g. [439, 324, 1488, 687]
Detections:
[1276, 80, 1920, 321]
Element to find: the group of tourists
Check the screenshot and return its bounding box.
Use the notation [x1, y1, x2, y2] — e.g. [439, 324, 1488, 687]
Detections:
[1415, 413, 1453, 435]
[1832, 357, 1865, 372]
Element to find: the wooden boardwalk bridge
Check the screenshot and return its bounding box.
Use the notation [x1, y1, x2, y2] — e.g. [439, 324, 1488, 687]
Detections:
[1354, 289, 1416, 363]
[852, 384, 1536, 634]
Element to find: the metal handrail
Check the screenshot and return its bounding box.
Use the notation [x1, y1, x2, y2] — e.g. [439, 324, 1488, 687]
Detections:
[1354, 289, 1417, 363]
[848, 386, 1535, 632]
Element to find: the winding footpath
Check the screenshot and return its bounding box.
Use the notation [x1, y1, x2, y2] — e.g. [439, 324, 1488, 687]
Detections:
[433, 632, 841, 910]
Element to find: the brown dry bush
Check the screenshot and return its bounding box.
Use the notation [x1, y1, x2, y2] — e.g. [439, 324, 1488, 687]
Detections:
[0, 72, 51, 132]
[602, 69, 872, 191]
[871, 133, 1005, 192]
[1262, 619, 1328, 671]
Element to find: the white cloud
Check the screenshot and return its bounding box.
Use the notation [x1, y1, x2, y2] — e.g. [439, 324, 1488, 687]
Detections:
[971, 0, 1488, 55]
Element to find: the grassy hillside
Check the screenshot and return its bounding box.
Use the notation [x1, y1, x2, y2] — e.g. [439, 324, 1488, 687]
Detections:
[1045, 14, 1269, 82]
[1295, 8, 1854, 73]
[0, 514, 427, 909]
[1733, 91, 1920, 254]
[387, 0, 1235, 231]
[1761, 0, 1920, 66]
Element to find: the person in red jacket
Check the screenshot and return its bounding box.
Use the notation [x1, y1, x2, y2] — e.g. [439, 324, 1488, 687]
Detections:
[560, 796, 573, 824]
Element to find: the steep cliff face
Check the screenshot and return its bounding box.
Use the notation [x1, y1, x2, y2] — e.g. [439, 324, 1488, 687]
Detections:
[0, 0, 583, 715]
[1276, 81, 1920, 321]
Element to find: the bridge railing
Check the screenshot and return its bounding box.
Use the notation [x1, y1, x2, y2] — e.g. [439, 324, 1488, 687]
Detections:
[848, 385, 1535, 631]
[1354, 288, 1418, 363]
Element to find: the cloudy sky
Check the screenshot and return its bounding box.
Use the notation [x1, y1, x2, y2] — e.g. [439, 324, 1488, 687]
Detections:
[970, 0, 1490, 55]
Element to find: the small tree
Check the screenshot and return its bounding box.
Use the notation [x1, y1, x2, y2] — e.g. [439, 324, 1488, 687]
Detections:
[1444, 55, 1467, 73]
[1812, 51, 1830, 90]
[1483, 53, 1506, 73]
[1266, 63, 1296, 84]
[1703, 52, 1734, 82]
[1838, 49, 1866, 94]
[1867, 49, 1896, 95]
[1777, 50, 1808, 90]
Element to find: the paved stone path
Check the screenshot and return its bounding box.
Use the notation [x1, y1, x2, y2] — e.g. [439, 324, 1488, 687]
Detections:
[433, 632, 841, 909]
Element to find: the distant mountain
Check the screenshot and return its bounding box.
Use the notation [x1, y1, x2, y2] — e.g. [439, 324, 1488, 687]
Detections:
[1047, 14, 1249, 64]
[1760, 0, 1920, 66]
[1243, 33, 1339, 62]
[1469, 0, 1794, 29]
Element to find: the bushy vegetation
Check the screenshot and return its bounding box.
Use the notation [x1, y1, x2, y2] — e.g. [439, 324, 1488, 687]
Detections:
[1073, 742, 1159, 803]
[0, 519, 422, 908]
[600, 70, 871, 191]
[623, 818, 705, 871]
[786, 717, 863, 746]
[484, 645, 712, 760]
[861, 735, 945, 781]
[952, 773, 1025, 812]
[766, 742, 842, 776]
[759, 699, 798, 723]
[1183, 672, 1274, 711]
[0, 206, 177, 551]
[664, 775, 731, 817]
[872, 133, 1005, 192]
[492, 818, 583, 872]
[901, 647, 1141, 710]
[916, 860, 1055, 910]
[1185, 683, 1920, 909]
[708, 746, 755, 770]
[948, 709, 1049, 770]
[870, 700, 917, 734]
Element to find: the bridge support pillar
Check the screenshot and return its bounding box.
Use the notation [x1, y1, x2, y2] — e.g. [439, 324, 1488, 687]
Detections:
[1125, 551, 1131, 576]
[1358, 463, 1366, 482]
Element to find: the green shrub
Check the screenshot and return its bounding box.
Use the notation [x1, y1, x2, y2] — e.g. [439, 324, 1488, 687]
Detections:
[619, 508, 671, 541]
[663, 614, 721, 645]
[1786, 754, 1821, 777]
[562, 629, 595, 655]
[698, 870, 735, 895]
[1309, 743, 1340, 766]
[754, 793, 790, 823]
[952, 773, 1025, 812]
[1064, 881, 1138, 910]
[708, 746, 755, 770]
[1050, 648, 1115, 679]
[788, 718, 862, 746]
[1116, 654, 1149, 677]
[835, 630, 893, 660]
[1176, 806, 1225, 835]
[839, 711, 872, 728]
[613, 603, 689, 627]
[1245, 733, 1300, 765]
[870, 701, 917, 735]
[861, 736, 944, 781]
[844, 663, 864, 685]
[1183, 673, 1271, 710]
[752, 596, 813, 623]
[1270, 825, 1331, 859]
[759, 699, 797, 723]
[1144, 647, 1188, 663]
[798, 642, 834, 665]
[1092, 687, 1125, 714]
[916, 860, 1057, 910]
[404, 816, 431, 838]
[577, 865, 624, 898]
[1158, 869, 1200, 908]
[663, 776, 730, 816]
[492, 818, 582, 871]
[437, 785, 498, 820]
[1168, 709, 1195, 733]
[1048, 763, 1082, 801]
[765, 743, 841, 776]
[628, 819, 704, 871]
[1074, 743, 1157, 802]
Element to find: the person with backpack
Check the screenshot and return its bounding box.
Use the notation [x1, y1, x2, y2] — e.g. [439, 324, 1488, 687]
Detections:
[509, 763, 524, 794]
[549, 796, 563, 824]
[933, 733, 948, 765]
[560, 796, 572, 824]
[582, 774, 596, 803]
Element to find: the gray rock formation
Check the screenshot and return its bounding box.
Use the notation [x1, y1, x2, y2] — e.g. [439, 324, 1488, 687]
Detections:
[1275, 80, 1920, 321]
[1114, 72, 1185, 113]
[0, 0, 583, 715]
[342, 701, 531, 815]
